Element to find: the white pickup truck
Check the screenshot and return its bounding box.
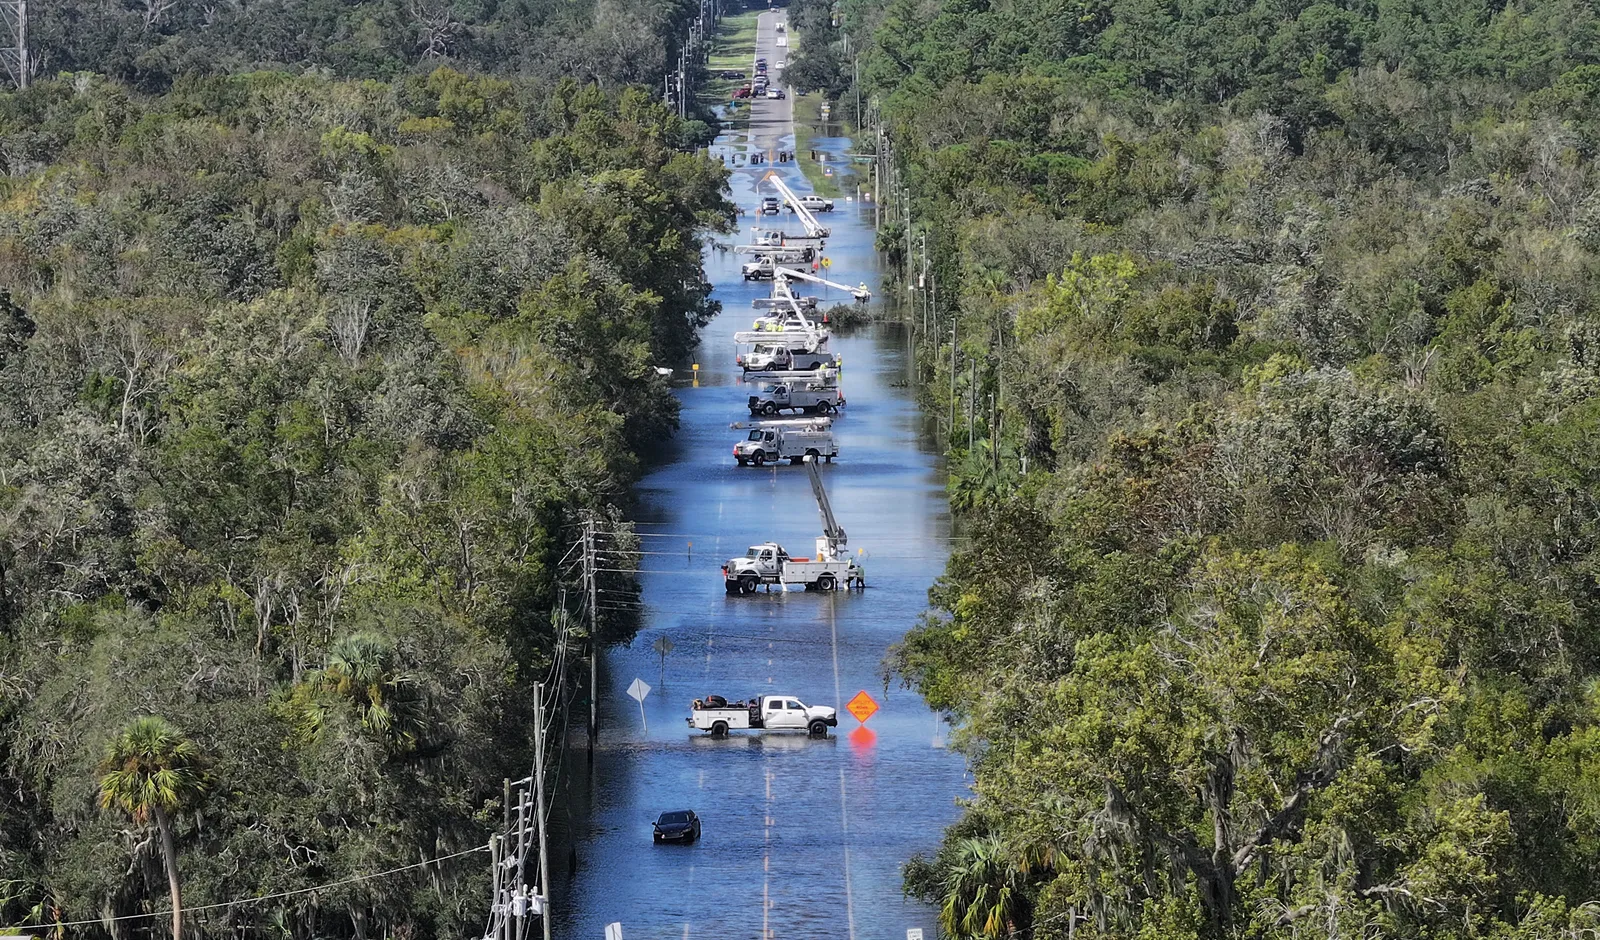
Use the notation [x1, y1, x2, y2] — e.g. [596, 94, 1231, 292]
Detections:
[687, 694, 839, 736]
[748, 382, 842, 416]
[723, 541, 862, 593]
[733, 421, 837, 466]
[788, 194, 834, 212]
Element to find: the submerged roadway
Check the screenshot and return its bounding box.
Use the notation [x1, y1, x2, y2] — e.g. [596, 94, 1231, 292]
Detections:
[548, 9, 969, 939]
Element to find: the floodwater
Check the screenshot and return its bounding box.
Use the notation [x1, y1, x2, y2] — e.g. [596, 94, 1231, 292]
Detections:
[547, 10, 970, 939]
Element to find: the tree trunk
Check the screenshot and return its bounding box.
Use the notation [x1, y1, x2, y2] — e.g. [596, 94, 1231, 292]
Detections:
[152, 806, 183, 939]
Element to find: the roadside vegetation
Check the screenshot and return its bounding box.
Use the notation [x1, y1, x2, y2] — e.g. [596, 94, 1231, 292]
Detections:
[799, 0, 1600, 936]
[0, 43, 731, 940]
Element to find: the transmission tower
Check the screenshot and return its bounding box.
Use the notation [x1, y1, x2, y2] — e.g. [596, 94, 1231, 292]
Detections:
[0, 0, 28, 90]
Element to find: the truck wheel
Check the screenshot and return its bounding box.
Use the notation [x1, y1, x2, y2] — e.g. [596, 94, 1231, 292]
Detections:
[752, 451, 766, 467]
[762, 402, 778, 415]
[816, 574, 835, 592]
[817, 402, 834, 415]
[739, 575, 758, 594]
[808, 719, 828, 737]
[712, 721, 729, 736]
[788, 456, 802, 465]
[805, 448, 820, 461]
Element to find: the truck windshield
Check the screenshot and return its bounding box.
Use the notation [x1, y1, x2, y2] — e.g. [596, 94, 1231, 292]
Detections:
[745, 547, 763, 558]
[659, 812, 690, 824]
[747, 431, 763, 441]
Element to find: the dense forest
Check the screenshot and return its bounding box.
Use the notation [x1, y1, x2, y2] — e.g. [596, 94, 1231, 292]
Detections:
[0, 31, 731, 940]
[22, 0, 705, 90]
[795, 0, 1600, 937]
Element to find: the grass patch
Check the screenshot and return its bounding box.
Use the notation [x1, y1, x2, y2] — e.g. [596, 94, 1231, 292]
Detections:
[792, 93, 853, 199]
[700, 10, 760, 118]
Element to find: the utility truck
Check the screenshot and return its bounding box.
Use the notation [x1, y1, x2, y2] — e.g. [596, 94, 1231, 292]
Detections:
[731, 418, 837, 466]
[748, 381, 842, 416]
[686, 694, 838, 736]
[741, 343, 838, 372]
[723, 456, 862, 593]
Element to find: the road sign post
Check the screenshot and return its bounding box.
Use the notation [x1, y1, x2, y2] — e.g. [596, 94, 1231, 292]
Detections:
[627, 678, 652, 733]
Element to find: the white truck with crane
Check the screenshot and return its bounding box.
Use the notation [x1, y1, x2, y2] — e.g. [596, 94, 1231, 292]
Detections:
[723, 456, 862, 593]
[731, 417, 837, 466]
[747, 379, 843, 416]
[686, 694, 839, 736]
[762, 173, 831, 238]
[740, 343, 838, 373]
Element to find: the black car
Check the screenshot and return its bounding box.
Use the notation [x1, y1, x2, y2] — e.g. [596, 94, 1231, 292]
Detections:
[720, 69, 746, 79]
[653, 810, 701, 843]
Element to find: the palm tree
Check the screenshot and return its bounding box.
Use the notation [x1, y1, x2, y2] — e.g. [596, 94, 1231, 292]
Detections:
[98, 716, 206, 940]
[938, 835, 1044, 939]
[318, 632, 423, 750]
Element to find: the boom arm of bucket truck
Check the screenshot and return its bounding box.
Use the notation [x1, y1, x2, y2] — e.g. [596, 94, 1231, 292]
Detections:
[804, 455, 846, 560]
[776, 266, 872, 302]
[763, 173, 831, 238]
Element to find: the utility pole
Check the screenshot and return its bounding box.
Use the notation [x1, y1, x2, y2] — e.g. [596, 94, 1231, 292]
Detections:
[584, 514, 599, 769]
[854, 56, 861, 132]
[968, 358, 976, 452]
[0, 0, 27, 90]
[490, 835, 504, 940]
[950, 321, 958, 441]
[533, 683, 553, 940]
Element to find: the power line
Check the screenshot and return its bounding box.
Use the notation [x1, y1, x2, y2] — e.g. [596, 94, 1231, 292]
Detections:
[10, 845, 489, 931]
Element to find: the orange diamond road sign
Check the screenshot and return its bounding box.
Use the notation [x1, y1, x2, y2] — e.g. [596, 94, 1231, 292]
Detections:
[846, 691, 879, 723]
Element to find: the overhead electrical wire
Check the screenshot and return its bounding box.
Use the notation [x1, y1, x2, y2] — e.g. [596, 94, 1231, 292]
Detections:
[11, 845, 490, 931]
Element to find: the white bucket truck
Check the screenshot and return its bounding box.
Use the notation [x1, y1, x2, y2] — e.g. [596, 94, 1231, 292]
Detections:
[731, 418, 837, 467]
[741, 343, 838, 372]
[722, 457, 863, 593]
[747, 381, 843, 416]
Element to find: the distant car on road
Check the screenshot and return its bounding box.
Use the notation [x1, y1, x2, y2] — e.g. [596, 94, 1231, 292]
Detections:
[733, 87, 751, 99]
[720, 69, 746, 79]
[766, 88, 781, 99]
[759, 196, 781, 215]
[653, 810, 701, 843]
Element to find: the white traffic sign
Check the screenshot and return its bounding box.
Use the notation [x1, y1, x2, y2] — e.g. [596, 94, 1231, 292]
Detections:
[605, 924, 623, 940]
[627, 678, 652, 732]
[907, 930, 924, 940]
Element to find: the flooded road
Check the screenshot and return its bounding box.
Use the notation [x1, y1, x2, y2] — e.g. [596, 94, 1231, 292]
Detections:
[548, 11, 969, 939]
